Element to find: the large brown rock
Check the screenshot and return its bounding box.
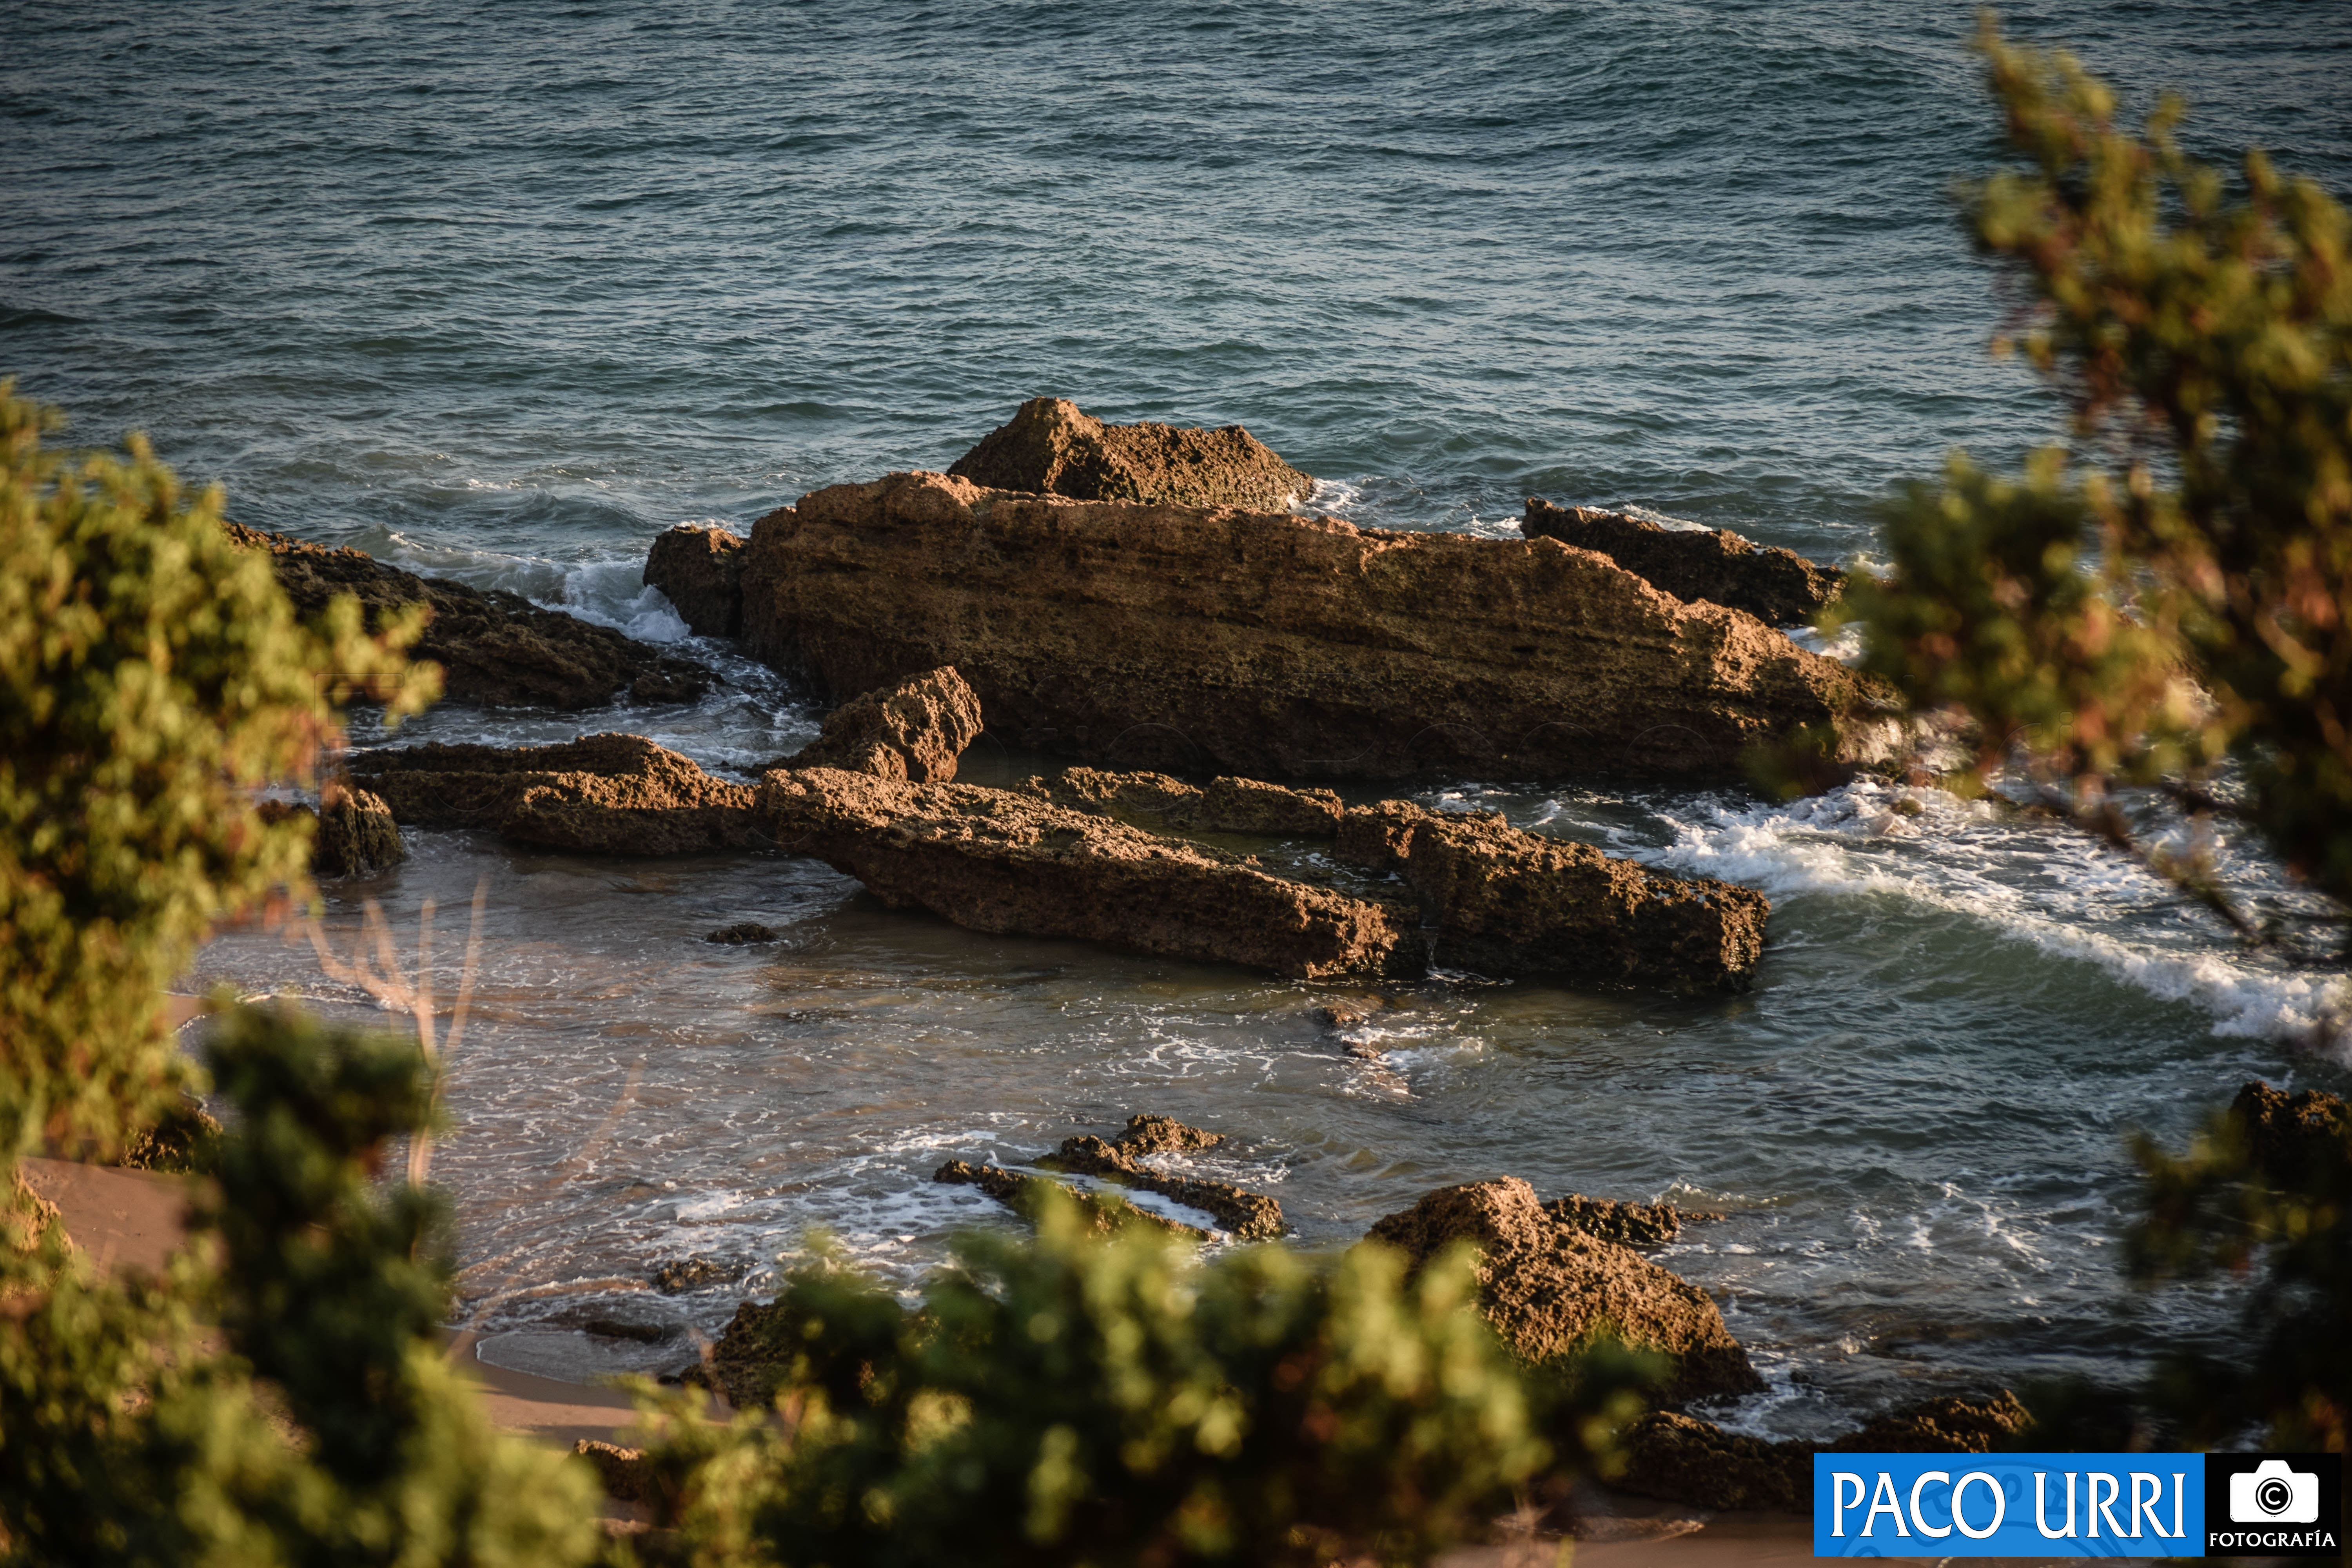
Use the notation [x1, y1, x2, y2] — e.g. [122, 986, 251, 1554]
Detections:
[1365, 1178, 1761, 1404]
[643, 523, 746, 638]
[227, 523, 714, 709]
[1338, 802, 1768, 994]
[780, 666, 983, 782]
[757, 767, 1422, 980]
[349, 735, 760, 855]
[1521, 499, 1845, 627]
[947, 396, 1314, 512]
[738, 472, 1892, 782]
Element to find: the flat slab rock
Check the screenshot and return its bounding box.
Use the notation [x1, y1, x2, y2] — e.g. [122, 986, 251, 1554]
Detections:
[723, 470, 1895, 783]
[932, 1161, 1212, 1241]
[1612, 1393, 2036, 1513]
[1521, 499, 1845, 628]
[226, 522, 713, 709]
[758, 767, 1425, 980]
[1366, 1177, 1762, 1405]
[946, 396, 1315, 512]
[348, 734, 762, 855]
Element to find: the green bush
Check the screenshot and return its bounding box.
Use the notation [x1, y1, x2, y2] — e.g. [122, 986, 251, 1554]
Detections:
[627, 1191, 1602, 1568]
[0, 383, 434, 1161]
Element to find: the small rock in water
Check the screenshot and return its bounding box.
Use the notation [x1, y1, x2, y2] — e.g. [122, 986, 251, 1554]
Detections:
[1312, 996, 1388, 1031]
[1114, 1114, 1223, 1155]
[652, 1256, 745, 1293]
[579, 1315, 677, 1343]
[1544, 1193, 1723, 1247]
[705, 923, 780, 945]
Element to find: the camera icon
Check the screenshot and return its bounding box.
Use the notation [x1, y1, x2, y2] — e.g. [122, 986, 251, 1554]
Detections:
[2229, 1459, 2319, 1524]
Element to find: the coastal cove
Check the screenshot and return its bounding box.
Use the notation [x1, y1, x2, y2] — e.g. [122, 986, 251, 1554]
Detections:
[10, 0, 2351, 1457]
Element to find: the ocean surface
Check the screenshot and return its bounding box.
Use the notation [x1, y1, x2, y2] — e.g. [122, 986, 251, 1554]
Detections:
[7, 1, 2350, 1439]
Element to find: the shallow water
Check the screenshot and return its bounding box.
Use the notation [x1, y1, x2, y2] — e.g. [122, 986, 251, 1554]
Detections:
[12, 0, 2352, 1436]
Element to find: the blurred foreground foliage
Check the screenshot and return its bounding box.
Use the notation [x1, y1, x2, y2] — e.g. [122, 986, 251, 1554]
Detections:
[1834, 20, 2352, 936]
[622, 1192, 1638, 1568]
[0, 382, 436, 1162]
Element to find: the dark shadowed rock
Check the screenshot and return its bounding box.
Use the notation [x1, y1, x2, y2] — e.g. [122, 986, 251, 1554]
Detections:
[932, 1160, 1208, 1240]
[1521, 499, 1846, 626]
[644, 523, 747, 638]
[349, 734, 760, 855]
[705, 922, 780, 945]
[226, 522, 714, 708]
[651, 1257, 746, 1294]
[947, 397, 1314, 512]
[1038, 1134, 1283, 1240]
[1114, 1114, 1223, 1156]
[1612, 1392, 2038, 1514]
[757, 768, 1423, 980]
[2232, 1080, 2349, 1186]
[573, 1440, 652, 1503]
[1366, 1177, 1761, 1404]
[1545, 1194, 1719, 1247]
[737, 472, 1897, 783]
[779, 666, 983, 782]
[1338, 802, 1769, 994]
[315, 780, 404, 876]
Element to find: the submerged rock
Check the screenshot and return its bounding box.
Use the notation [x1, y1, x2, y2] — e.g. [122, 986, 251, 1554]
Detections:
[705, 922, 780, 945]
[947, 396, 1314, 512]
[735, 471, 1895, 783]
[1038, 1134, 1283, 1240]
[644, 523, 747, 638]
[227, 522, 714, 709]
[778, 666, 983, 782]
[1365, 1177, 1761, 1404]
[1338, 801, 1768, 994]
[1521, 499, 1845, 627]
[933, 1160, 1209, 1240]
[350, 734, 760, 855]
[651, 1256, 746, 1294]
[757, 767, 1423, 980]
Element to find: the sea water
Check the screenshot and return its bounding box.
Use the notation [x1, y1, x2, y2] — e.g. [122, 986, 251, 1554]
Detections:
[6, 0, 2349, 1438]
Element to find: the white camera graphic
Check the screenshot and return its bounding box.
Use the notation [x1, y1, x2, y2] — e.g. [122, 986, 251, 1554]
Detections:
[2229, 1459, 2319, 1525]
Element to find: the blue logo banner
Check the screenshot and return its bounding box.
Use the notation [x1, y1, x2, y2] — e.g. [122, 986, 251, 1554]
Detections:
[1814, 1454, 2205, 1558]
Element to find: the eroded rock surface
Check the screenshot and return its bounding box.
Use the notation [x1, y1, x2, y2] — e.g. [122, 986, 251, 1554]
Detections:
[738, 472, 1894, 782]
[757, 768, 1422, 980]
[1114, 1114, 1224, 1156]
[227, 523, 713, 708]
[1023, 768, 1347, 837]
[947, 396, 1314, 512]
[349, 734, 760, 855]
[1339, 802, 1768, 994]
[644, 523, 746, 638]
[1366, 1178, 1760, 1404]
[315, 781, 404, 877]
[779, 666, 983, 782]
[1521, 499, 1845, 627]
[1544, 1195, 1718, 1247]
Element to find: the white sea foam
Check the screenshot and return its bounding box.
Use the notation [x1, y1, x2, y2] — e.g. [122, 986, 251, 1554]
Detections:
[1638, 782, 2349, 1048]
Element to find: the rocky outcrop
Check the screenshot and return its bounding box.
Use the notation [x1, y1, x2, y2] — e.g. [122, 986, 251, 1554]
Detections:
[1114, 1114, 1224, 1156]
[227, 523, 714, 709]
[259, 780, 405, 877]
[1030, 769, 1770, 993]
[777, 666, 983, 782]
[643, 523, 747, 638]
[736, 472, 1894, 782]
[348, 735, 760, 855]
[1612, 1392, 2036, 1513]
[933, 1160, 1208, 1240]
[757, 768, 1423, 980]
[1339, 802, 1768, 994]
[947, 397, 1314, 512]
[2233, 1080, 2349, 1184]
[1521, 500, 1845, 627]
[1365, 1178, 1760, 1404]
